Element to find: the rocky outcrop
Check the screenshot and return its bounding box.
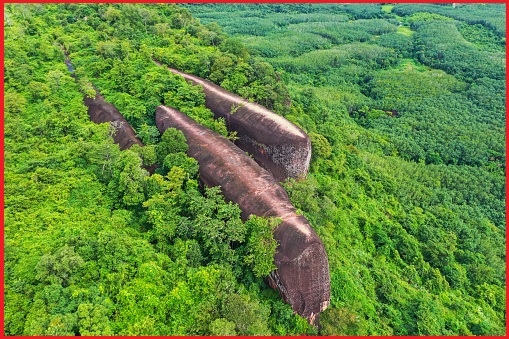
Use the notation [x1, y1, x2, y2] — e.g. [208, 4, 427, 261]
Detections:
[156, 105, 330, 324]
[83, 91, 157, 174]
[84, 90, 144, 151]
[62, 49, 144, 152]
[158, 64, 311, 183]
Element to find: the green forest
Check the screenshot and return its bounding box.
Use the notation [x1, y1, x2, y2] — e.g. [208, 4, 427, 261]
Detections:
[3, 3, 506, 336]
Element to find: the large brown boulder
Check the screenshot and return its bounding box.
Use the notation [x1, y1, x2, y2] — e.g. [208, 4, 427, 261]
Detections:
[160, 65, 311, 183]
[156, 105, 330, 324]
[84, 91, 143, 151]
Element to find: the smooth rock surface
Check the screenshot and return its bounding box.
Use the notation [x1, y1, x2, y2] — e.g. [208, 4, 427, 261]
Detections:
[84, 90, 144, 151]
[156, 105, 330, 324]
[161, 65, 311, 182]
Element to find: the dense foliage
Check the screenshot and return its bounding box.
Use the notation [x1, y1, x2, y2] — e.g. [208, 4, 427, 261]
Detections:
[4, 3, 506, 336]
[4, 4, 310, 336]
[187, 3, 506, 336]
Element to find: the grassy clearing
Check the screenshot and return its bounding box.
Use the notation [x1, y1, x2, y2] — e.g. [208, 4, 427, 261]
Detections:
[381, 5, 394, 13]
[397, 25, 414, 36]
[397, 58, 429, 72]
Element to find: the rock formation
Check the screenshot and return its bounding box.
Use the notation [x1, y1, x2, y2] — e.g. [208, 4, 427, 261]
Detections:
[158, 63, 311, 183]
[83, 91, 158, 174]
[84, 90, 144, 151]
[63, 54, 157, 172]
[156, 105, 330, 324]
[62, 50, 144, 152]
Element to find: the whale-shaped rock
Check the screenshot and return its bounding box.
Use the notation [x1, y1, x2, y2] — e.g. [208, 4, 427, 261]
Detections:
[84, 90, 143, 151]
[159, 64, 311, 183]
[156, 105, 330, 324]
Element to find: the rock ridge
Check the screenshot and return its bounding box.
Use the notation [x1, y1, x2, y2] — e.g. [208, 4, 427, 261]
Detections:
[156, 105, 330, 324]
[155, 62, 311, 182]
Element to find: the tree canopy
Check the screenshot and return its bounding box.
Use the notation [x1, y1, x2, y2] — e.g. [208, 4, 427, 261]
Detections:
[4, 3, 506, 336]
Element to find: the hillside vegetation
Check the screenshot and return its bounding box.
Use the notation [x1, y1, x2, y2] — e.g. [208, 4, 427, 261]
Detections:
[4, 3, 506, 336]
